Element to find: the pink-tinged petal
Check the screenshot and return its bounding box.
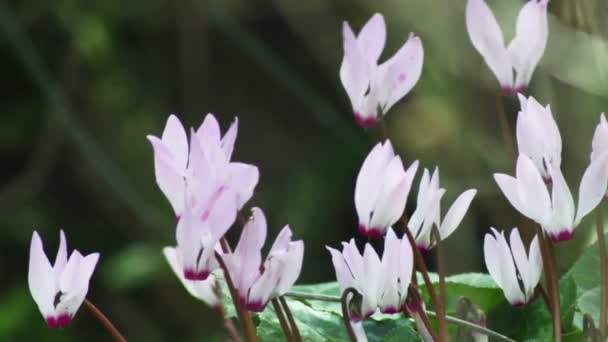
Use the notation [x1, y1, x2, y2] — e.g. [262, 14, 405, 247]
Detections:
[54, 230, 68, 274]
[356, 13, 386, 63]
[361, 244, 381, 317]
[161, 114, 189, 170]
[494, 174, 526, 215]
[355, 141, 394, 228]
[58, 251, 98, 318]
[196, 113, 222, 147]
[549, 165, 575, 234]
[340, 22, 372, 116]
[415, 188, 446, 249]
[275, 240, 304, 295]
[465, 0, 513, 89]
[175, 207, 203, 278]
[327, 246, 355, 291]
[439, 189, 477, 240]
[528, 236, 543, 297]
[221, 117, 238, 160]
[375, 34, 424, 114]
[509, 229, 532, 297]
[163, 247, 220, 307]
[269, 225, 292, 254]
[379, 229, 400, 311]
[204, 188, 238, 240]
[575, 153, 608, 225]
[58, 250, 82, 294]
[227, 162, 259, 209]
[516, 154, 552, 224]
[591, 113, 608, 162]
[507, 0, 549, 89]
[496, 231, 525, 305]
[230, 207, 266, 294]
[28, 231, 56, 318]
[342, 240, 364, 281]
[369, 156, 407, 233]
[147, 136, 186, 216]
[248, 258, 282, 311]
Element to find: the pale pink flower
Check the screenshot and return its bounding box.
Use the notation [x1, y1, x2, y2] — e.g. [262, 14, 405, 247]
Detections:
[223, 208, 304, 312]
[466, 0, 549, 95]
[28, 230, 99, 327]
[355, 140, 418, 238]
[484, 228, 542, 306]
[340, 13, 423, 127]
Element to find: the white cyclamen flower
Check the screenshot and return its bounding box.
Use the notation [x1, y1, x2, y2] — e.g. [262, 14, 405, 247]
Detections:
[484, 228, 541, 306]
[466, 0, 549, 95]
[28, 230, 99, 327]
[355, 140, 418, 238]
[408, 167, 477, 250]
[495, 154, 607, 241]
[516, 95, 561, 182]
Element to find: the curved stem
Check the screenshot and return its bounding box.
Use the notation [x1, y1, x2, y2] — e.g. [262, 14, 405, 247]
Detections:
[340, 288, 359, 342]
[271, 299, 293, 342]
[280, 297, 302, 342]
[536, 225, 561, 342]
[83, 299, 127, 342]
[224, 318, 243, 342]
[431, 226, 450, 341]
[595, 207, 607, 337]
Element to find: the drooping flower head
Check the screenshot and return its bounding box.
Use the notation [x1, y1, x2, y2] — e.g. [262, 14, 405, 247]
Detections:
[495, 154, 607, 241]
[355, 140, 418, 238]
[147, 114, 259, 218]
[28, 230, 99, 327]
[163, 247, 221, 312]
[223, 208, 304, 312]
[516, 95, 561, 182]
[408, 167, 477, 250]
[340, 13, 424, 127]
[466, 0, 549, 95]
[327, 228, 413, 320]
[484, 228, 542, 306]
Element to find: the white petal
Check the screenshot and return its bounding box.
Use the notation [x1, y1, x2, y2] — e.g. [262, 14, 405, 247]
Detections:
[516, 154, 552, 225]
[161, 114, 189, 170]
[494, 174, 526, 216]
[465, 0, 513, 88]
[340, 22, 372, 114]
[147, 136, 186, 216]
[163, 247, 219, 307]
[591, 113, 608, 162]
[221, 117, 238, 160]
[196, 113, 222, 147]
[508, 229, 532, 297]
[275, 240, 304, 295]
[356, 13, 386, 63]
[327, 246, 355, 292]
[355, 142, 394, 228]
[439, 189, 477, 240]
[361, 244, 381, 316]
[227, 162, 259, 209]
[54, 230, 68, 274]
[549, 165, 575, 232]
[369, 156, 407, 232]
[507, 0, 549, 89]
[375, 34, 424, 114]
[28, 231, 56, 317]
[527, 236, 543, 299]
[575, 154, 608, 225]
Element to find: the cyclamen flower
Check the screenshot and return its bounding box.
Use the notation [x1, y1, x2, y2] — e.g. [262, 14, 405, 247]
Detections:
[147, 114, 259, 218]
[355, 140, 418, 238]
[466, 0, 549, 95]
[408, 167, 477, 250]
[591, 113, 608, 162]
[163, 247, 221, 311]
[167, 186, 238, 281]
[327, 228, 413, 320]
[494, 154, 607, 241]
[340, 13, 423, 127]
[484, 228, 542, 306]
[28, 230, 99, 327]
[516, 95, 561, 182]
[223, 208, 304, 312]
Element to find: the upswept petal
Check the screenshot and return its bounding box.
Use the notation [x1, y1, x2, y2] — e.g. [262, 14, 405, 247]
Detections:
[548, 165, 575, 234]
[268, 225, 292, 254]
[196, 113, 222, 147]
[54, 230, 68, 274]
[229, 207, 266, 296]
[439, 189, 477, 240]
[515, 154, 552, 224]
[575, 153, 608, 224]
[227, 162, 259, 208]
[147, 136, 186, 216]
[340, 22, 371, 114]
[507, 0, 549, 89]
[221, 117, 239, 160]
[375, 34, 424, 113]
[356, 13, 386, 64]
[161, 114, 189, 170]
[361, 244, 381, 316]
[591, 113, 608, 162]
[28, 231, 55, 317]
[508, 229, 533, 297]
[369, 156, 407, 232]
[274, 240, 304, 295]
[465, 0, 512, 88]
[528, 236, 543, 294]
[327, 246, 355, 292]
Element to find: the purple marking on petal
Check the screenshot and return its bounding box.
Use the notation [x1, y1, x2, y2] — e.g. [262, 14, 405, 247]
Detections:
[246, 300, 265, 312]
[514, 85, 527, 96]
[366, 227, 383, 239]
[201, 209, 210, 221]
[501, 86, 515, 97]
[548, 229, 574, 242]
[381, 306, 399, 314]
[46, 314, 72, 328]
[406, 299, 423, 315]
[398, 73, 407, 83]
[350, 311, 363, 322]
[212, 305, 224, 314]
[184, 268, 210, 281]
[358, 224, 367, 236]
[512, 300, 526, 307]
[543, 176, 553, 185]
[363, 309, 375, 319]
[354, 112, 377, 128]
[417, 244, 429, 252]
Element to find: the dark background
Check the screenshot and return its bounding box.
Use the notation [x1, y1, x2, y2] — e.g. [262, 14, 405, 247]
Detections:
[1, 0, 607, 340]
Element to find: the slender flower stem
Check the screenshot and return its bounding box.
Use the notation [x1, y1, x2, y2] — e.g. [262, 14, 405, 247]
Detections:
[402, 225, 442, 334]
[280, 297, 302, 342]
[224, 318, 244, 342]
[495, 92, 516, 169]
[341, 288, 359, 342]
[271, 299, 294, 342]
[535, 225, 561, 342]
[595, 207, 607, 337]
[83, 299, 127, 342]
[431, 226, 450, 341]
[377, 113, 389, 141]
[215, 249, 258, 342]
[283, 292, 516, 342]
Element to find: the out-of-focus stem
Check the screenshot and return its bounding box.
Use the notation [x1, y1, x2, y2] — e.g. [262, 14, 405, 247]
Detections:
[279, 297, 302, 342]
[216, 248, 258, 342]
[595, 207, 607, 337]
[83, 299, 127, 342]
[536, 225, 561, 342]
[431, 226, 450, 341]
[495, 92, 516, 169]
[341, 288, 359, 342]
[224, 318, 243, 342]
[271, 299, 293, 342]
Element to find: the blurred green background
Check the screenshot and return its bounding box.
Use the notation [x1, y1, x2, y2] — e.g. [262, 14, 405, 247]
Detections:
[1, 0, 607, 340]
